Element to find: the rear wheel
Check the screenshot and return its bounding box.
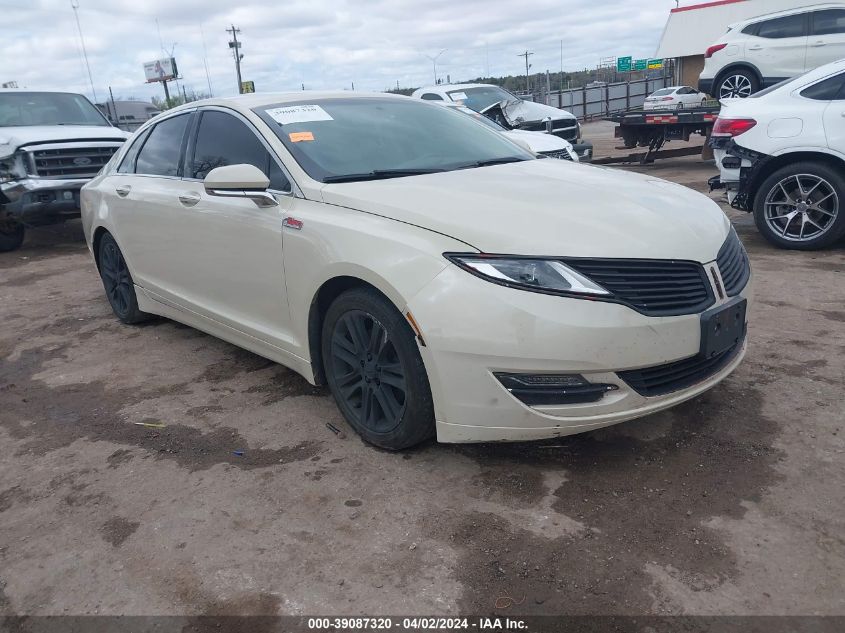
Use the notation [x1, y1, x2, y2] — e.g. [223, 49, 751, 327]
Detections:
[98, 232, 150, 323]
[0, 216, 24, 252]
[716, 69, 759, 99]
[322, 287, 434, 450]
[753, 162, 845, 250]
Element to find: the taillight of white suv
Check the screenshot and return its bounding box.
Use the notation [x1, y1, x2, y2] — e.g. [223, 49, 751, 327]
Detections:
[711, 118, 757, 137]
[705, 43, 727, 58]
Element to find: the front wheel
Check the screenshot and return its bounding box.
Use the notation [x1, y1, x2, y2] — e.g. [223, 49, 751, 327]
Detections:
[753, 162, 845, 250]
[0, 217, 24, 252]
[322, 287, 434, 450]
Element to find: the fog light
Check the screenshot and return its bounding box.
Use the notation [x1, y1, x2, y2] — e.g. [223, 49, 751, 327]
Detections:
[721, 156, 741, 169]
[494, 372, 618, 406]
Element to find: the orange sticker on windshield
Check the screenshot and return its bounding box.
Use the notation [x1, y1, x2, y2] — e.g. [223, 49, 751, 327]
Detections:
[289, 131, 314, 142]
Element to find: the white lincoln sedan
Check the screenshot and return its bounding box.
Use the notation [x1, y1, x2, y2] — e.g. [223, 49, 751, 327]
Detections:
[81, 93, 751, 450]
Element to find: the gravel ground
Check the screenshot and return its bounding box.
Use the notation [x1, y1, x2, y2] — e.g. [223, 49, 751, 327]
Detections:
[0, 121, 843, 617]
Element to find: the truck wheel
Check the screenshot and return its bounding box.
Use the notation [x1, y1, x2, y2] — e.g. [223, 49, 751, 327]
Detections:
[716, 69, 758, 99]
[753, 162, 845, 250]
[98, 232, 150, 323]
[322, 287, 434, 450]
[0, 218, 25, 252]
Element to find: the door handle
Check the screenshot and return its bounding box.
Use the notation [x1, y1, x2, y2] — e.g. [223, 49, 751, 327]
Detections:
[178, 192, 201, 207]
[115, 185, 131, 197]
[747, 45, 762, 51]
[811, 41, 827, 47]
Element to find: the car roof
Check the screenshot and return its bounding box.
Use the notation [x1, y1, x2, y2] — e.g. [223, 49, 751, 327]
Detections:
[729, 2, 845, 28]
[165, 90, 411, 115]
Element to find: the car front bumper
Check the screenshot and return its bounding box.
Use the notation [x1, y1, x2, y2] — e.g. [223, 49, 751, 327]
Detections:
[1, 177, 89, 226]
[570, 141, 593, 162]
[408, 265, 751, 443]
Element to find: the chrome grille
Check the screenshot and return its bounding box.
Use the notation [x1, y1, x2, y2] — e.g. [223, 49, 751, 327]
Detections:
[539, 149, 573, 161]
[563, 258, 714, 317]
[29, 145, 119, 178]
[716, 229, 750, 296]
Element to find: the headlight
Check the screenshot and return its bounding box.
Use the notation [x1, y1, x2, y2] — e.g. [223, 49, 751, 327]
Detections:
[0, 153, 24, 185]
[445, 254, 609, 296]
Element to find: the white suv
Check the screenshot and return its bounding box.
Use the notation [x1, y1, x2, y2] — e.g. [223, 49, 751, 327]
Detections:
[710, 59, 845, 249]
[699, 4, 845, 99]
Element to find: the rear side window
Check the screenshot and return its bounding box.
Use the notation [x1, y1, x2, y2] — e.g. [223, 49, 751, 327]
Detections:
[755, 14, 807, 39]
[190, 110, 290, 191]
[812, 9, 845, 35]
[135, 114, 190, 177]
[800, 73, 845, 100]
[421, 93, 444, 101]
[116, 128, 151, 174]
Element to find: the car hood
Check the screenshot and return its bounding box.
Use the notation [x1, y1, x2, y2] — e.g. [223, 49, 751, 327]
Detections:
[0, 125, 129, 157]
[320, 160, 730, 262]
[504, 129, 571, 152]
[504, 99, 575, 124]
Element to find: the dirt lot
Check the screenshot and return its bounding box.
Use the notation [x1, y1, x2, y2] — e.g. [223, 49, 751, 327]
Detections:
[1, 121, 843, 618]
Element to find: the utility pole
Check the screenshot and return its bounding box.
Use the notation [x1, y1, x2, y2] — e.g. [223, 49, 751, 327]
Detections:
[226, 25, 243, 94]
[518, 50, 533, 93]
[70, 0, 97, 103]
[424, 49, 447, 85]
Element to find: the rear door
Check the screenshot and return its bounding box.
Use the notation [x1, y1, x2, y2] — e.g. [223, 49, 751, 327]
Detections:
[105, 111, 194, 295]
[745, 12, 808, 80]
[807, 9, 845, 71]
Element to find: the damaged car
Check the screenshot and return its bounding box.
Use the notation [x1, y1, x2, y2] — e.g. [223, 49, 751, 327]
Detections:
[0, 90, 129, 252]
[412, 83, 593, 161]
[709, 60, 845, 249]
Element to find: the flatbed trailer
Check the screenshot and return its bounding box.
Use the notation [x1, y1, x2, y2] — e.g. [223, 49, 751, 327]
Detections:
[600, 102, 722, 165]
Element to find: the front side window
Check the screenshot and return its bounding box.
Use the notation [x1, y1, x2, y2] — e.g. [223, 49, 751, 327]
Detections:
[812, 9, 845, 35]
[755, 14, 807, 39]
[190, 110, 289, 191]
[800, 73, 845, 100]
[135, 114, 190, 177]
[0, 91, 110, 127]
[254, 97, 534, 183]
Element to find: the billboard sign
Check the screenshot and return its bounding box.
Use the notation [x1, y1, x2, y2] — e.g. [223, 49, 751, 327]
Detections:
[616, 56, 632, 72]
[144, 58, 178, 83]
[241, 80, 255, 93]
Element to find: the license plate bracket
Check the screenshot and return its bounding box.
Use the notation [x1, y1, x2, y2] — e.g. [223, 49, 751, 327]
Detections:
[700, 297, 747, 359]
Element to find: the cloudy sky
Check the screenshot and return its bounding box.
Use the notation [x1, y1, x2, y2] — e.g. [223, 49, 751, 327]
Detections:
[3, 0, 683, 103]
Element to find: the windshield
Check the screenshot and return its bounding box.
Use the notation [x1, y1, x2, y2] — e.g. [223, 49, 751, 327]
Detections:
[254, 97, 534, 183]
[650, 88, 675, 97]
[446, 86, 519, 111]
[0, 92, 110, 127]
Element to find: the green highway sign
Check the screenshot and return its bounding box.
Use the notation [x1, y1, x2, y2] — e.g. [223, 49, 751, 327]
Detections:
[616, 56, 632, 72]
[647, 58, 664, 69]
[634, 59, 647, 71]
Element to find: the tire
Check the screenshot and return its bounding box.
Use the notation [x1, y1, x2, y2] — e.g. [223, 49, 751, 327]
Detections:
[98, 232, 150, 324]
[321, 287, 434, 450]
[715, 69, 759, 99]
[753, 162, 845, 250]
[0, 218, 24, 252]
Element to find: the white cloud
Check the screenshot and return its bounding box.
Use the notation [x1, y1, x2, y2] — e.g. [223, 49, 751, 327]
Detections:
[2, 0, 675, 102]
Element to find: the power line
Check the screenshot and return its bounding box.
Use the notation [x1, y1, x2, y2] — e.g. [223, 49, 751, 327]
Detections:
[517, 50, 533, 92]
[70, 0, 97, 103]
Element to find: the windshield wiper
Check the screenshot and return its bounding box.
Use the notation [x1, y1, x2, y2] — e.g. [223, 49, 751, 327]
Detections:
[455, 156, 528, 170]
[322, 168, 445, 183]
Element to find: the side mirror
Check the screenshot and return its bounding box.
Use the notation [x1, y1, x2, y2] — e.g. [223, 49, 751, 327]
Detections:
[204, 164, 277, 207]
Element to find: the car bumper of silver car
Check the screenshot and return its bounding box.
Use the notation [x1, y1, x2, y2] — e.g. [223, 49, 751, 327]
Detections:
[0, 177, 89, 225]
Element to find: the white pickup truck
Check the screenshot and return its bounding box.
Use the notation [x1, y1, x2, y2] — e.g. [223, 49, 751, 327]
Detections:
[0, 90, 130, 251]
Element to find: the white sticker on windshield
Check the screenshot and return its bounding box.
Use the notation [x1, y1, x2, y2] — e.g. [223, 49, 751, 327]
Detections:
[449, 92, 468, 101]
[265, 104, 334, 125]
